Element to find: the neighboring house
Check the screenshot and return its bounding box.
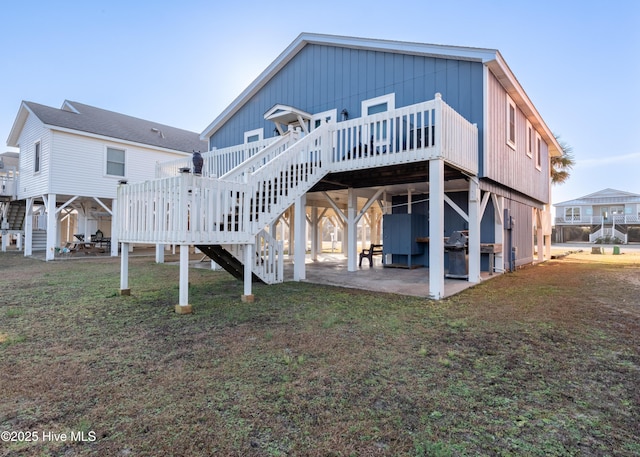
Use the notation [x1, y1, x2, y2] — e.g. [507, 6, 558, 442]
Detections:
[117, 32, 562, 305]
[0, 151, 21, 250]
[6, 100, 207, 259]
[554, 188, 640, 243]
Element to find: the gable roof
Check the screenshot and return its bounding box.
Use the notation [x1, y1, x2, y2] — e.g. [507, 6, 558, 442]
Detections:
[554, 188, 640, 207]
[200, 32, 561, 157]
[7, 100, 207, 154]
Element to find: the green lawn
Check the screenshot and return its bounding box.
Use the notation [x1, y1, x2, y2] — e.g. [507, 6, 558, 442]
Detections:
[1, 252, 639, 456]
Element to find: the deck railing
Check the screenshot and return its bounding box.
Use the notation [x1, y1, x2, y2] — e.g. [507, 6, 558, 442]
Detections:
[331, 94, 477, 175]
[220, 130, 299, 182]
[555, 214, 640, 225]
[0, 168, 18, 199]
[119, 95, 478, 246]
[224, 229, 284, 284]
[155, 137, 279, 179]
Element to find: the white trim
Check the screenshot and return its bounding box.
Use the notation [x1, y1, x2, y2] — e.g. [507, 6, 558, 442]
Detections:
[34, 140, 41, 174]
[310, 109, 337, 130]
[535, 132, 542, 171]
[526, 119, 533, 158]
[244, 128, 264, 143]
[506, 95, 516, 150]
[105, 145, 126, 178]
[361, 93, 395, 116]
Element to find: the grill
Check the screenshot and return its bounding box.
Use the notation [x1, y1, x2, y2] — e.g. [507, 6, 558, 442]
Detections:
[444, 230, 468, 279]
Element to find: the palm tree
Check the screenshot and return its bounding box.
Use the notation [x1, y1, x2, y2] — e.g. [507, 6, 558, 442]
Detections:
[551, 134, 575, 185]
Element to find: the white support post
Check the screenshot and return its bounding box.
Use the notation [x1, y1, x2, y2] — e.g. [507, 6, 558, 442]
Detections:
[175, 244, 192, 314]
[45, 193, 57, 261]
[468, 178, 481, 283]
[537, 210, 544, 263]
[310, 206, 318, 261]
[120, 242, 130, 295]
[429, 159, 445, 299]
[155, 244, 165, 263]
[242, 243, 254, 302]
[293, 194, 307, 281]
[111, 198, 119, 257]
[24, 198, 33, 256]
[347, 188, 358, 271]
[288, 208, 294, 259]
[492, 195, 505, 273]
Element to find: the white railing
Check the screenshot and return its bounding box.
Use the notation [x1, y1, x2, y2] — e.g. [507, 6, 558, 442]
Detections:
[589, 227, 627, 244]
[118, 174, 253, 244]
[555, 214, 640, 225]
[121, 96, 479, 247]
[119, 123, 332, 245]
[155, 137, 279, 179]
[224, 229, 284, 284]
[220, 130, 299, 182]
[0, 168, 18, 199]
[331, 94, 477, 175]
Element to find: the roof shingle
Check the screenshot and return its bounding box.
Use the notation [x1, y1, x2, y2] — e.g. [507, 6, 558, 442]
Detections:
[24, 100, 207, 153]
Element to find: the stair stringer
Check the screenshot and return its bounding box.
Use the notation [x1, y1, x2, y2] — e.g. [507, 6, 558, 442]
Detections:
[196, 229, 284, 284]
[195, 124, 331, 283]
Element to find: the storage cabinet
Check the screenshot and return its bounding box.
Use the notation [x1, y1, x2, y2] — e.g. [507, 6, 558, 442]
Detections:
[382, 213, 428, 268]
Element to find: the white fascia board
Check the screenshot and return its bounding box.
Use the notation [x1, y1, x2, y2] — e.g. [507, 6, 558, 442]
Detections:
[45, 125, 192, 157]
[200, 33, 499, 141]
[304, 33, 498, 62]
[6, 103, 34, 147]
[487, 52, 562, 157]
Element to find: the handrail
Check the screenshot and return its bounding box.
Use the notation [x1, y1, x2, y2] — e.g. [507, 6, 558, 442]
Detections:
[155, 137, 279, 179]
[330, 94, 477, 175]
[0, 167, 19, 199]
[220, 130, 299, 182]
[119, 96, 479, 246]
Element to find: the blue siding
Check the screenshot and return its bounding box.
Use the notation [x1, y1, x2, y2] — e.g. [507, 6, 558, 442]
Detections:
[388, 192, 496, 270]
[209, 44, 485, 151]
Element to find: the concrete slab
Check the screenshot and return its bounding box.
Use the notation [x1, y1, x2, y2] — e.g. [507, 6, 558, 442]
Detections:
[285, 253, 495, 299]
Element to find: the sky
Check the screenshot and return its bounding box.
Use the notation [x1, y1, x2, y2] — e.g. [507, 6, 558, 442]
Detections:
[1, 0, 638, 206]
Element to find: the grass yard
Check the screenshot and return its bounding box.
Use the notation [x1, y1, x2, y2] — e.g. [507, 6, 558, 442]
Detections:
[0, 250, 639, 456]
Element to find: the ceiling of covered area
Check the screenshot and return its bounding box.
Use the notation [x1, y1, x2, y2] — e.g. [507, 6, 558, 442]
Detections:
[306, 161, 471, 211]
[309, 161, 467, 193]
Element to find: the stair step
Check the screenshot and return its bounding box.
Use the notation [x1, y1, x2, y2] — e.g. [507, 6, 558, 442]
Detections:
[196, 244, 264, 283]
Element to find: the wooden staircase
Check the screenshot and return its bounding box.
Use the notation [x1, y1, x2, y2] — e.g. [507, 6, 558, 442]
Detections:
[1, 200, 26, 230]
[195, 244, 264, 283]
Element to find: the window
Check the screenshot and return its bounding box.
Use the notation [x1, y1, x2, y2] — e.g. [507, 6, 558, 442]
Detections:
[34, 141, 41, 173]
[362, 93, 395, 116]
[506, 95, 516, 149]
[526, 120, 533, 158]
[106, 147, 125, 176]
[361, 94, 395, 153]
[310, 109, 337, 131]
[244, 128, 263, 143]
[535, 133, 542, 170]
[564, 207, 581, 222]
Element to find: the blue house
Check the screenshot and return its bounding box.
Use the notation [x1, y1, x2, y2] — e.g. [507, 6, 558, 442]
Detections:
[117, 33, 561, 308]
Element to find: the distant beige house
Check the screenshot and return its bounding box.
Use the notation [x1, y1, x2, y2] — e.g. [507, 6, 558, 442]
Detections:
[554, 188, 640, 243]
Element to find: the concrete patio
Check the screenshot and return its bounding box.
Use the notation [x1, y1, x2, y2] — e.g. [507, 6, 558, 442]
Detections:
[284, 253, 496, 299]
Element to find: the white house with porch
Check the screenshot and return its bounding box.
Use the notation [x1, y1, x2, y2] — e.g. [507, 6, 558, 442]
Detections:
[116, 33, 561, 310]
[554, 188, 640, 244]
[5, 100, 207, 259]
